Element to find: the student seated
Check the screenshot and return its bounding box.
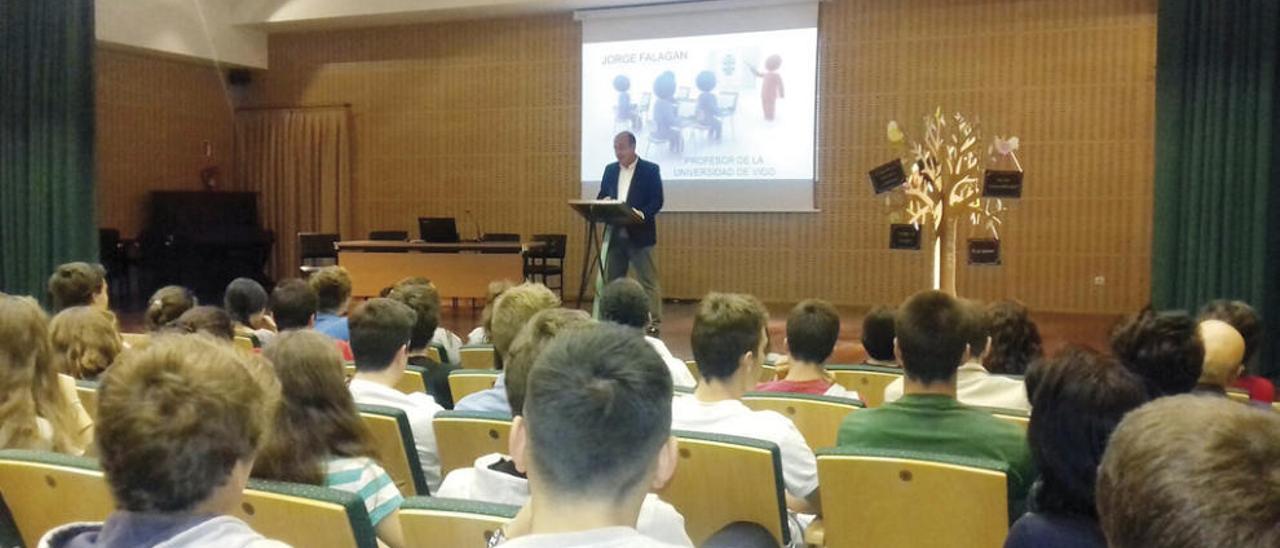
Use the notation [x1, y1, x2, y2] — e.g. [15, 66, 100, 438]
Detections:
[143, 285, 196, 332]
[1004, 348, 1146, 548]
[346, 298, 444, 492]
[387, 282, 459, 408]
[270, 279, 353, 361]
[757, 299, 857, 398]
[40, 334, 288, 547]
[1198, 299, 1273, 402]
[0, 296, 90, 455]
[309, 266, 354, 341]
[599, 278, 697, 389]
[454, 283, 560, 414]
[1110, 308, 1203, 398]
[49, 305, 123, 381]
[859, 305, 898, 367]
[1191, 319, 1246, 396]
[467, 280, 514, 345]
[167, 306, 236, 341]
[225, 277, 277, 347]
[47, 261, 109, 313]
[672, 293, 821, 523]
[388, 276, 463, 367]
[884, 299, 1030, 411]
[254, 330, 404, 547]
[496, 323, 687, 547]
[1096, 395, 1280, 547]
[983, 300, 1043, 376]
[837, 290, 1033, 521]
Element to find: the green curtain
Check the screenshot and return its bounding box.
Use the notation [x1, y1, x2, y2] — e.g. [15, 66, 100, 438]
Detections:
[0, 0, 97, 302]
[1153, 0, 1280, 375]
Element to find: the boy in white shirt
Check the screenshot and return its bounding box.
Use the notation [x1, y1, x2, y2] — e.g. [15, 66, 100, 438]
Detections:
[672, 293, 822, 517]
[598, 278, 697, 389]
[346, 298, 445, 491]
[883, 299, 1030, 411]
[496, 323, 687, 547]
[438, 310, 691, 546]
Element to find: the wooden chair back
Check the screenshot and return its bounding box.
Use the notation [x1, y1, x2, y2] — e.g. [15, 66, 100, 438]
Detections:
[459, 345, 496, 370]
[74, 379, 99, 423]
[400, 496, 519, 548]
[972, 406, 1031, 430]
[120, 332, 149, 348]
[658, 431, 789, 546]
[816, 447, 1009, 548]
[448, 370, 500, 402]
[396, 365, 428, 395]
[684, 361, 702, 385]
[432, 411, 513, 476]
[236, 478, 378, 548]
[828, 365, 902, 408]
[0, 450, 113, 547]
[741, 392, 864, 449]
[357, 404, 429, 496]
[1226, 388, 1251, 404]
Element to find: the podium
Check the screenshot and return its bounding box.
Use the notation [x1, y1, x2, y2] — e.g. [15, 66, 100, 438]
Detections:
[568, 199, 642, 308]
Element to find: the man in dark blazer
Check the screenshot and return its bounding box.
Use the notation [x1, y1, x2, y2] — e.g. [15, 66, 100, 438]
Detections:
[597, 131, 664, 333]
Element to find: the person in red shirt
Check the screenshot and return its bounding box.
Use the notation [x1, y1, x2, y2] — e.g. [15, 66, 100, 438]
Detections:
[757, 299, 857, 399]
[1199, 299, 1273, 403]
[269, 279, 354, 361]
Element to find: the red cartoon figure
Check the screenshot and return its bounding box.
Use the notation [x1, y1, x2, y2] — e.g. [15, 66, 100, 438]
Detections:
[747, 54, 785, 121]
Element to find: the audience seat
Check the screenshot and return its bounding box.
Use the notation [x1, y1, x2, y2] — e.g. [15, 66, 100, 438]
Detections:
[233, 336, 255, 351]
[120, 332, 149, 348]
[659, 431, 790, 547]
[972, 406, 1030, 430]
[426, 346, 443, 365]
[399, 496, 519, 548]
[814, 447, 1009, 548]
[459, 345, 496, 370]
[0, 450, 113, 547]
[684, 361, 703, 385]
[74, 379, 99, 423]
[1225, 389, 1251, 404]
[827, 365, 902, 408]
[236, 478, 378, 548]
[356, 404, 429, 496]
[448, 370, 500, 402]
[741, 392, 864, 450]
[432, 411, 512, 476]
[758, 363, 778, 383]
[398, 365, 429, 395]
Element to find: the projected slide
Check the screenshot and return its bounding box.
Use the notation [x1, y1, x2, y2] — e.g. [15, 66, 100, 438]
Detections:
[581, 28, 817, 184]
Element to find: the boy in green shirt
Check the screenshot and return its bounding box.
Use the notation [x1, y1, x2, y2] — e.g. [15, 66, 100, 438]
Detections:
[836, 291, 1033, 521]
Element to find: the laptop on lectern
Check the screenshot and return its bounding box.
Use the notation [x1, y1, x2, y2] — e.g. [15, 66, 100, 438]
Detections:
[418, 217, 461, 243]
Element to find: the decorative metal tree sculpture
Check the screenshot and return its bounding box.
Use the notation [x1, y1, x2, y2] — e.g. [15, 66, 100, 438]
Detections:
[882, 108, 1020, 294]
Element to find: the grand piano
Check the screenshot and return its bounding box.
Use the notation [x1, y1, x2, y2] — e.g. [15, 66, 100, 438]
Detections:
[138, 191, 274, 302]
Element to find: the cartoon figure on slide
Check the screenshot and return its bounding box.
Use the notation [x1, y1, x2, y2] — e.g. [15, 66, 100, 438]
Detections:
[650, 71, 683, 153]
[694, 70, 722, 142]
[613, 75, 642, 130]
[747, 54, 785, 121]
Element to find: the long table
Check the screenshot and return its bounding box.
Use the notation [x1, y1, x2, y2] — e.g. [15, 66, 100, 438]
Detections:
[336, 240, 531, 299]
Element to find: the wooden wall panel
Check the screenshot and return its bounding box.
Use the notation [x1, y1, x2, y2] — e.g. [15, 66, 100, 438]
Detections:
[236, 0, 1156, 313]
[95, 48, 235, 237]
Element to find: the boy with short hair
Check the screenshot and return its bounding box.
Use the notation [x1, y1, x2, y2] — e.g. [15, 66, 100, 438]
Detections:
[387, 282, 458, 408]
[48, 262, 109, 313]
[500, 323, 684, 547]
[757, 299, 856, 398]
[346, 298, 445, 491]
[309, 266, 353, 341]
[40, 335, 288, 547]
[599, 278, 696, 389]
[454, 282, 560, 414]
[860, 306, 898, 367]
[269, 279, 353, 360]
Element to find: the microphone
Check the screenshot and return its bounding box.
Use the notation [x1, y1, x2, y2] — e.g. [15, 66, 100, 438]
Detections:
[465, 209, 482, 242]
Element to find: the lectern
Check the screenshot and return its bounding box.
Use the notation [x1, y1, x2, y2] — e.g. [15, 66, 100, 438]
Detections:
[568, 199, 642, 308]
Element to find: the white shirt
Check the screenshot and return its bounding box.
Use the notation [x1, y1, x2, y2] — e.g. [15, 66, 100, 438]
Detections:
[882, 362, 1031, 412]
[501, 527, 686, 548]
[437, 453, 693, 546]
[431, 327, 463, 365]
[466, 326, 488, 345]
[646, 336, 697, 389]
[348, 378, 445, 491]
[617, 160, 637, 204]
[669, 396, 819, 499]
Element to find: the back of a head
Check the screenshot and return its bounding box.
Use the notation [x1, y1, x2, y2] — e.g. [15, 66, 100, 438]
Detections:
[599, 278, 650, 329]
[169, 306, 235, 341]
[692, 292, 768, 381]
[270, 279, 318, 331]
[505, 308, 593, 415]
[490, 283, 561, 361]
[959, 299, 990, 362]
[47, 262, 106, 312]
[49, 306, 123, 380]
[1197, 319, 1246, 388]
[983, 300, 1043, 375]
[1026, 347, 1146, 518]
[258, 330, 374, 484]
[144, 285, 196, 331]
[786, 299, 840, 365]
[480, 279, 516, 336]
[1097, 395, 1280, 548]
[97, 334, 268, 512]
[349, 298, 416, 371]
[1198, 299, 1260, 365]
[523, 323, 672, 501]
[1110, 308, 1203, 398]
[861, 306, 896, 362]
[388, 283, 441, 351]
[223, 277, 269, 326]
[0, 296, 74, 452]
[309, 266, 352, 314]
[895, 290, 968, 384]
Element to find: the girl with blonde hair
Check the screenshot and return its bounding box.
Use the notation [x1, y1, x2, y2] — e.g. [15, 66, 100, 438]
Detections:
[0, 296, 89, 454]
[50, 306, 124, 380]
